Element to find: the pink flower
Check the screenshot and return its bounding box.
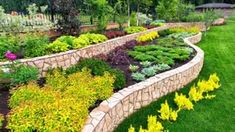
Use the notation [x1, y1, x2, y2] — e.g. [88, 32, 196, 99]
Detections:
[5, 51, 17, 61]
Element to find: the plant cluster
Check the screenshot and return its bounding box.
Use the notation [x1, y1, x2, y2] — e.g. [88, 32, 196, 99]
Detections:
[157, 37, 187, 47]
[124, 40, 138, 50]
[7, 69, 115, 131]
[124, 26, 147, 34]
[150, 22, 164, 27]
[128, 45, 193, 66]
[108, 47, 130, 65]
[136, 32, 159, 43]
[128, 116, 164, 132]
[103, 31, 126, 39]
[169, 26, 200, 34]
[65, 58, 126, 90]
[168, 32, 196, 40]
[1, 53, 39, 86]
[158, 29, 171, 37]
[47, 33, 108, 53]
[129, 65, 139, 72]
[129, 74, 221, 131]
[0, 33, 49, 60]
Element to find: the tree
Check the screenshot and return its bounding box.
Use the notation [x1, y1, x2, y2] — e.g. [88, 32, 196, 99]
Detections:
[55, 0, 81, 35]
[156, 0, 180, 21]
[114, 0, 128, 29]
[85, 0, 113, 31]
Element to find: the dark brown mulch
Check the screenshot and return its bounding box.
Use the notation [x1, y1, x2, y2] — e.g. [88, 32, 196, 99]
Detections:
[0, 87, 10, 131]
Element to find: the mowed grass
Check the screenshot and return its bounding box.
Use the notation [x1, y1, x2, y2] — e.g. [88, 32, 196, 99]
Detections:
[115, 19, 235, 132]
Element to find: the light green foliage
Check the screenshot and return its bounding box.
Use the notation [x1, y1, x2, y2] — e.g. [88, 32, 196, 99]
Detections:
[22, 33, 49, 57]
[7, 69, 115, 131]
[129, 64, 140, 72]
[128, 115, 164, 132]
[124, 26, 147, 34]
[130, 12, 137, 26]
[65, 58, 126, 90]
[141, 67, 156, 77]
[47, 33, 107, 53]
[0, 114, 3, 128]
[131, 72, 145, 81]
[168, 32, 196, 40]
[140, 61, 152, 68]
[47, 40, 69, 53]
[0, 35, 20, 60]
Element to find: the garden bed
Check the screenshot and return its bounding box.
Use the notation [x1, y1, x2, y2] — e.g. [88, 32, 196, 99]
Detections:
[0, 24, 204, 131]
[82, 32, 204, 132]
[0, 22, 205, 77]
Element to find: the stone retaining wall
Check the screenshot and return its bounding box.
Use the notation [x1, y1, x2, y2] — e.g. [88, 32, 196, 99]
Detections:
[0, 22, 205, 76]
[82, 32, 204, 132]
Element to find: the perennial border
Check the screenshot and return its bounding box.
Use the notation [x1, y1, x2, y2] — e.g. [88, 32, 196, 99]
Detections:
[82, 32, 204, 132]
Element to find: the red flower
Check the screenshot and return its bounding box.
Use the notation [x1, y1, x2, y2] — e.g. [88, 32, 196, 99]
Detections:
[5, 51, 17, 61]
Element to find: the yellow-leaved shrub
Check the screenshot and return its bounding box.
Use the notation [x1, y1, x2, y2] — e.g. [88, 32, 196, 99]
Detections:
[158, 100, 178, 121]
[128, 115, 164, 132]
[189, 73, 221, 102]
[136, 32, 160, 43]
[174, 92, 194, 110]
[7, 68, 115, 131]
[0, 114, 3, 128]
[169, 26, 200, 34]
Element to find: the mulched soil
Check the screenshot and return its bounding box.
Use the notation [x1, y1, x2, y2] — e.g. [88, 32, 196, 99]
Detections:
[0, 87, 10, 131]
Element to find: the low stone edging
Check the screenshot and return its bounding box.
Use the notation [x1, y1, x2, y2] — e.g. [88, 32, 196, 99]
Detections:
[82, 32, 204, 132]
[0, 22, 205, 76]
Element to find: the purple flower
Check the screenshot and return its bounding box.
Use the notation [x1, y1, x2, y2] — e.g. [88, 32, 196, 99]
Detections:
[5, 51, 17, 61]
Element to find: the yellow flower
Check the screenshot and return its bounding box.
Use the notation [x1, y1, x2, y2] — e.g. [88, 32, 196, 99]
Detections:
[174, 93, 194, 110]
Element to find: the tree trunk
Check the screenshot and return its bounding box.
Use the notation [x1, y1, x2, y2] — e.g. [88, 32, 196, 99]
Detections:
[127, 0, 130, 27]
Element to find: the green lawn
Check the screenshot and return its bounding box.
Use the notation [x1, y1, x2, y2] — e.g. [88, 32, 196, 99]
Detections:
[115, 19, 235, 132]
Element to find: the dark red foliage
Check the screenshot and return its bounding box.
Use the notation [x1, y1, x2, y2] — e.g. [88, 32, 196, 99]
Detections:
[95, 53, 108, 61]
[124, 40, 138, 50]
[144, 25, 157, 29]
[103, 31, 126, 39]
[108, 47, 130, 65]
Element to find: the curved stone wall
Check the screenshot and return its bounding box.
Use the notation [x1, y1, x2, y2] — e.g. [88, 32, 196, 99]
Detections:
[0, 23, 205, 76]
[82, 32, 204, 132]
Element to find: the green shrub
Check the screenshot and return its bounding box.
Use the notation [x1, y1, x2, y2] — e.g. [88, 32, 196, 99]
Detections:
[57, 36, 76, 47]
[72, 33, 107, 49]
[183, 12, 204, 22]
[4, 65, 39, 85]
[130, 12, 137, 26]
[47, 40, 70, 53]
[0, 35, 20, 59]
[22, 33, 49, 57]
[128, 39, 192, 66]
[7, 69, 115, 132]
[0, 114, 3, 128]
[66, 58, 126, 90]
[124, 26, 147, 34]
[158, 29, 171, 37]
